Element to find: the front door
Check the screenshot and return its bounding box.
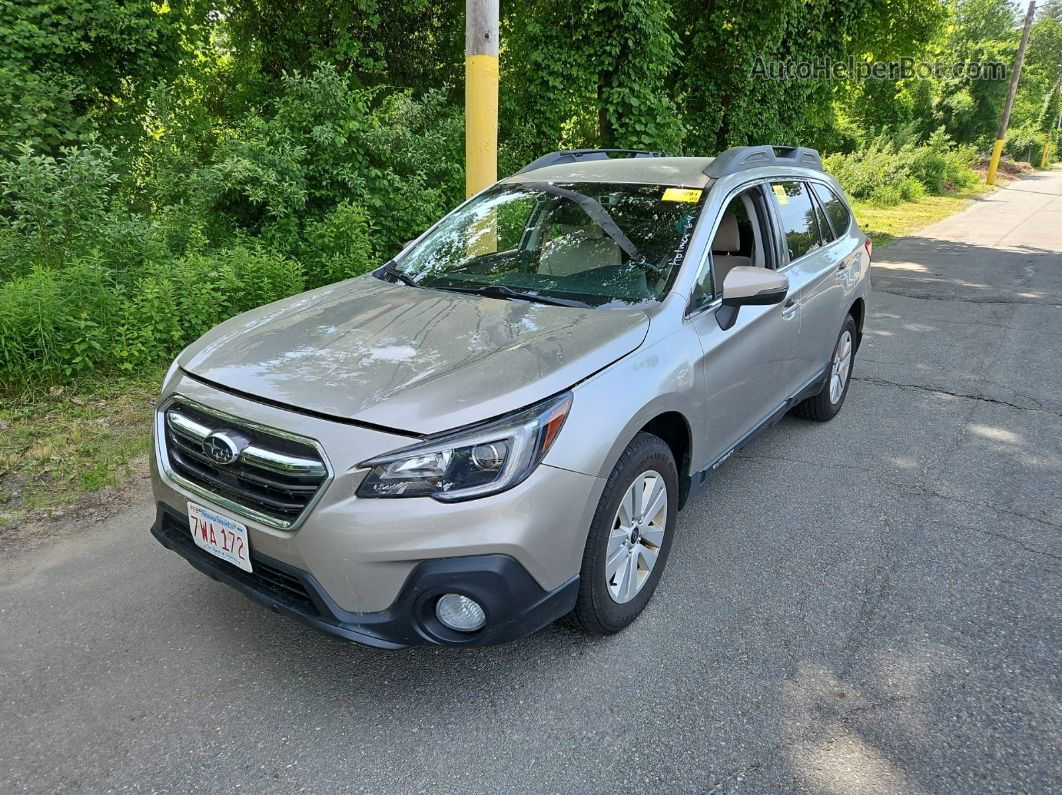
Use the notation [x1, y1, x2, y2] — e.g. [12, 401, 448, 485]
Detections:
[688, 184, 801, 465]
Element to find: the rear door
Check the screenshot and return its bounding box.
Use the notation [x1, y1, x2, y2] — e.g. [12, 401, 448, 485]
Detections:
[766, 179, 851, 388]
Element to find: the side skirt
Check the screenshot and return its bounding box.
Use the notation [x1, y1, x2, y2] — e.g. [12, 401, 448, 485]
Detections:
[684, 364, 830, 503]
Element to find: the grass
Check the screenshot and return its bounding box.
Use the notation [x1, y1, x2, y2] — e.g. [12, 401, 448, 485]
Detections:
[0, 368, 165, 525]
[852, 184, 993, 248]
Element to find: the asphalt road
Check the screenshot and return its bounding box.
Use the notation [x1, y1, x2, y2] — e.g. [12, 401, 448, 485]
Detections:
[3, 172, 1060, 794]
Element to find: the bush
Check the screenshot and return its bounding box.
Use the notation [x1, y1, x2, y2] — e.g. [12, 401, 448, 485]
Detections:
[824, 128, 979, 205]
[1004, 122, 1043, 162]
[0, 245, 303, 387]
[301, 201, 377, 285]
[823, 139, 912, 204]
[905, 129, 978, 193]
[0, 143, 122, 277]
[192, 67, 462, 269]
[0, 67, 465, 390]
[0, 261, 120, 383]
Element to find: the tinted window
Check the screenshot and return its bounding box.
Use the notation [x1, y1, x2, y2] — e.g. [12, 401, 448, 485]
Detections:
[809, 188, 836, 243]
[770, 181, 821, 262]
[811, 183, 852, 236]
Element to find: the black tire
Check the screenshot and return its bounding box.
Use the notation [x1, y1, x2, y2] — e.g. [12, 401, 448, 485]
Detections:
[570, 432, 679, 635]
[794, 314, 858, 422]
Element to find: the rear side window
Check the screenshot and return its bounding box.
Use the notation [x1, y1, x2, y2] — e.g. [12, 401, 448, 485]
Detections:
[769, 181, 821, 262]
[811, 183, 852, 237]
[809, 188, 836, 243]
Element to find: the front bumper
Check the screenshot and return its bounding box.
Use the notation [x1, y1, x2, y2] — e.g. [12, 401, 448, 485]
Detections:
[152, 504, 579, 648]
[152, 372, 605, 615]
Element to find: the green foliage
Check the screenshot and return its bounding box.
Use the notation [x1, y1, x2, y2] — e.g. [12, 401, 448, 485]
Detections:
[500, 0, 685, 164]
[1038, 82, 1061, 133]
[0, 0, 1053, 393]
[1004, 122, 1045, 161]
[0, 66, 465, 388]
[0, 0, 191, 158]
[824, 129, 977, 205]
[301, 201, 377, 285]
[220, 0, 462, 90]
[0, 142, 121, 275]
[187, 67, 461, 280]
[0, 244, 303, 386]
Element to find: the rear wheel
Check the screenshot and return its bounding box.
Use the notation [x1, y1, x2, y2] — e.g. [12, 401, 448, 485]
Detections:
[794, 314, 857, 422]
[571, 432, 678, 635]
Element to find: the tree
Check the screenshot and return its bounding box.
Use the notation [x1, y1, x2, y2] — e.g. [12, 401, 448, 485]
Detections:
[932, 0, 1020, 144]
[499, 0, 684, 167]
[0, 0, 194, 157]
[218, 0, 463, 93]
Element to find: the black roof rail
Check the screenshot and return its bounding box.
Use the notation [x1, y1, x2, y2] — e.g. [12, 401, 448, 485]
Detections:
[516, 149, 669, 175]
[703, 145, 824, 178]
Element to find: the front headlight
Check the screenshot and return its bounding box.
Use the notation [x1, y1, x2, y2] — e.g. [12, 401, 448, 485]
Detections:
[356, 392, 573, 501]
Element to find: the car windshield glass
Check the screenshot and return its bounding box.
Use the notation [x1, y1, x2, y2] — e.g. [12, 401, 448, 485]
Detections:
[390, 181, 706, 307]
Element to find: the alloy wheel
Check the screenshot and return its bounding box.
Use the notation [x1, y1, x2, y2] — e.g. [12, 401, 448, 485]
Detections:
[829, 330, 853, 404]
[604, 470, 668, 604]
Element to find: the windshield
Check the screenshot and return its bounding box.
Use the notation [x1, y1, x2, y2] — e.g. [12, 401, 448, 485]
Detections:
[388, 181, 706, 307]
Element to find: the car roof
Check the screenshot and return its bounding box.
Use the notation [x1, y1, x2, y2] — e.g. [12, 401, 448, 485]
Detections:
[502, 156, 716, 188]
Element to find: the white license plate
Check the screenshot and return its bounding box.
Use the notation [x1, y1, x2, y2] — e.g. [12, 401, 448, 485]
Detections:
[187, 502, 252, 573]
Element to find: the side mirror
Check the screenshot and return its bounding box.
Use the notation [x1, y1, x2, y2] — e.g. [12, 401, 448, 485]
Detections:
[717, 266, 789, 330]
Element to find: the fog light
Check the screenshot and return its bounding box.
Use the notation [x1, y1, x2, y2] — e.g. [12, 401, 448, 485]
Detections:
[435, 593, 486, 632]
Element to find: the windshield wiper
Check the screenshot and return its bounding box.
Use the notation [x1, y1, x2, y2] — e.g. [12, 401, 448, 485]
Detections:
[432, 283, 590, 308]
[377, 260, 420, 288]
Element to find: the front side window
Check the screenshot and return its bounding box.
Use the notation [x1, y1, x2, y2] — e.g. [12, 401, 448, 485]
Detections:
[390, 182, 706, 307]
[769, 181, 822, 263]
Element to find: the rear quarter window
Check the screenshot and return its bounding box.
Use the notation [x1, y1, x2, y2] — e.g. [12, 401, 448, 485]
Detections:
[811, 182, 852, 237]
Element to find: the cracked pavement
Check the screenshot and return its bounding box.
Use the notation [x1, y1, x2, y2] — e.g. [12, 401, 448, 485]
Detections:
[2, 172, 1060, 793]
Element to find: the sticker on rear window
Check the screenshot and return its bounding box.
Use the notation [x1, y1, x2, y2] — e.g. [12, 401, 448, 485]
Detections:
[772, 184, 789, 204]
[662, 188, 702, 203]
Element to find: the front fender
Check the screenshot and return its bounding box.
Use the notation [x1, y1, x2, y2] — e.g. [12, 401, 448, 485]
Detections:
[543, 325, 705, 482]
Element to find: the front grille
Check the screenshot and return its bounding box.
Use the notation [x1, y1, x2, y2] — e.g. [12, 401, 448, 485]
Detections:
[160, 399, 329, 528]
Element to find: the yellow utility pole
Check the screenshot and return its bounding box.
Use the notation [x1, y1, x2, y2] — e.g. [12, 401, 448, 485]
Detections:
[465, 0, 499, 198]
[987, 1, 1037, 185]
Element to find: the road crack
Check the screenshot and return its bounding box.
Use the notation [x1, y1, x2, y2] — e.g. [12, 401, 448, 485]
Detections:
[852, 375, 1057, 414]
[737, 454, 1061, 558]
[871, 286, 1062, 308]
[957, 524, 1062, 561]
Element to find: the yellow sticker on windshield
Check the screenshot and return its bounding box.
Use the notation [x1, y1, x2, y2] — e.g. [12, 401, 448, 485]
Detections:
[772, 184, 789, 204]
[662, 188, 702, 203]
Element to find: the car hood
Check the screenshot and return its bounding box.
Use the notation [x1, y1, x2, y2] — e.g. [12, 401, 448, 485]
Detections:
[179, 276, 650, 435]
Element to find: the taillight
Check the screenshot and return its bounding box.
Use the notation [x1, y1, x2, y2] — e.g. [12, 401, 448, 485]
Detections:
[864, 237, 873, 260]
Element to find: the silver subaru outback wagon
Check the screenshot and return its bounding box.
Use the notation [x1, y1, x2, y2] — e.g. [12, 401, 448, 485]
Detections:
[150, 145, 871, 648]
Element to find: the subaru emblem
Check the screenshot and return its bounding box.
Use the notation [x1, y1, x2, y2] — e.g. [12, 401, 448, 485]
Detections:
[204, 432, 241, 465]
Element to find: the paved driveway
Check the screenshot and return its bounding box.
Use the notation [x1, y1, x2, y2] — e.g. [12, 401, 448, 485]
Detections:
[2, 172, 1060, 793]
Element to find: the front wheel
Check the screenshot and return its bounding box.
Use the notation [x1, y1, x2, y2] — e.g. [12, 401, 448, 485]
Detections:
[794, 314, 858, 422]
[570, 432, 678, 635]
